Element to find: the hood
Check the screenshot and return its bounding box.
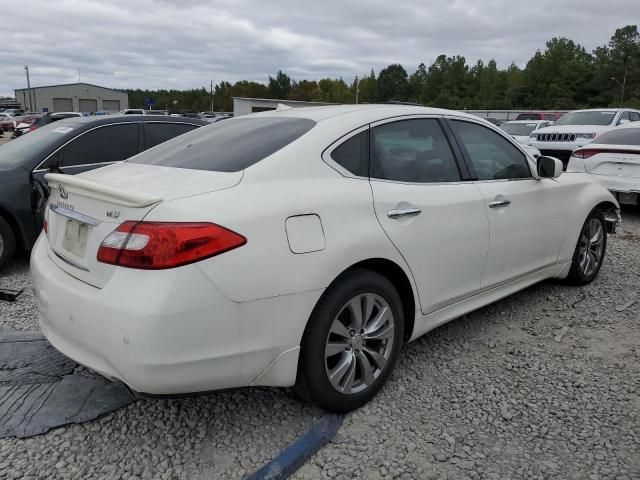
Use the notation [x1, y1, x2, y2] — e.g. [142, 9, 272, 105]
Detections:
[76, 162, 243, 202]
[536, 125, 613, 134]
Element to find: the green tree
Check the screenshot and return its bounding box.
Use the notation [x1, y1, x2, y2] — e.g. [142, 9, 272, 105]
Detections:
[268, 70, 292, 99]
[377, 64, 409, 101]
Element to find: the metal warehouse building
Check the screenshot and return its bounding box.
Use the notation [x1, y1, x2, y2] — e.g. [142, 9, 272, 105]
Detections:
[14, 82, 129, 114]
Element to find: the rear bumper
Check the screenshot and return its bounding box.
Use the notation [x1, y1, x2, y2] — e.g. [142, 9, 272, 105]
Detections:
[31, 235, 322, 394]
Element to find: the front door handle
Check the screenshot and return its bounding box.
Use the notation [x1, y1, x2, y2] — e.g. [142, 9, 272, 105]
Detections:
[488, 199, 511, 208]
[387, 208, 422, 219]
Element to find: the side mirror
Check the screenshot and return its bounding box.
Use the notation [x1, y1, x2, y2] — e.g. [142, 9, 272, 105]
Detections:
[537, 156, 563, 178]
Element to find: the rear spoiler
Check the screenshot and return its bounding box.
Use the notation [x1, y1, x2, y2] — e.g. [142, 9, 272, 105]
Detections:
[45, 173, 162, 208]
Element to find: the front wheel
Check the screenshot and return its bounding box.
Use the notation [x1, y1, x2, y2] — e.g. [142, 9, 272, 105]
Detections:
[295, 269, 404, 412]
[565, 210, 607, 285]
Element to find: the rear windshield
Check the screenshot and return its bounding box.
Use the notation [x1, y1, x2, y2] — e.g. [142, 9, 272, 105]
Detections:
[129, 117, 315, 172]
[554, 111, 615, 126]
[0, 121, 74, 168]
[594, 127, 640, 146]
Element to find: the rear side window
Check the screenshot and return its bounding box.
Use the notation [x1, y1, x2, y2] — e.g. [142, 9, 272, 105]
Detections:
[144, 122, 200, 149]
[130, 117, 315, 172]
[451, 120, 531, 180]
[630, 112, 640, 122]
[59, 124, 139, 167]
[330, 131, 369, 177]
[372, 119, 461, 183]
[594, 128, 640, 146]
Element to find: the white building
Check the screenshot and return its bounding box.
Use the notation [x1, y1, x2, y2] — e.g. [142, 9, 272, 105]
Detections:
[233, 97, 335, 116]
[14, 82, 129, 113]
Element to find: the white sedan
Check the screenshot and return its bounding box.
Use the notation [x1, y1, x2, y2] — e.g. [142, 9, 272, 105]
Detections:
[32, 105, 619, 412]
[568, 123, 640, 206]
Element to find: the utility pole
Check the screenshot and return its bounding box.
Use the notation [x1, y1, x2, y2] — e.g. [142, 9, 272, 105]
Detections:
[611, 77, 625, 106]
[24, 65, 34, 112]
[210, 80, 214, 112]
[355, 76, 359, 104]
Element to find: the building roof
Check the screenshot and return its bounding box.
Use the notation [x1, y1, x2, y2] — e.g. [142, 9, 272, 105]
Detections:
[233, 97, 335, 105]
[15, 82, 125, 93]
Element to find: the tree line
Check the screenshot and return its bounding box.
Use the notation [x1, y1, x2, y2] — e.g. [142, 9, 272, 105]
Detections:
[126, 25, 640, 112]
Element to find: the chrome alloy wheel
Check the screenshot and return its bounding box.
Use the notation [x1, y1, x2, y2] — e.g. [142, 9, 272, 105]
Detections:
[324, 293, 395, 394]
[579, 218, 604, 277]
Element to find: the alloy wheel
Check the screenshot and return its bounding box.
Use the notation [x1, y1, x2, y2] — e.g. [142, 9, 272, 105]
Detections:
[579, 218, 604, 277]
[324, 293, 395, 394]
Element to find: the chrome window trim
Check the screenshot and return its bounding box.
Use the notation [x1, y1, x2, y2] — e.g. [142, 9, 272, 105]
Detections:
[34, 160, 119, 173]
[50, 204, 101, 226]
[32, 121, 142, 173]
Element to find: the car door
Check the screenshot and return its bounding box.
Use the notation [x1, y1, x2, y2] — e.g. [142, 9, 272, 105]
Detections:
[143, 122, 201, 149]
[447, 118, 567, 288]
[369, 117, 490, 314]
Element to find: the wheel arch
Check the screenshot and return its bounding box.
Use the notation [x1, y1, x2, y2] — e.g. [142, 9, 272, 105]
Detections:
[0, 205, 26, 252]
[593, 200, 619, 233]
[331, 258, 417, 342]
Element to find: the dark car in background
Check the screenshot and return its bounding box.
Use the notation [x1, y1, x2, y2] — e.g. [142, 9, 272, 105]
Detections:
[516, 112, 563, 121]
[0, 115, 209, 268]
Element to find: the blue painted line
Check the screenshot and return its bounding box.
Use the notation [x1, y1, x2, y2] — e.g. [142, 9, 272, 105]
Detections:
[244, 414, 344, 480]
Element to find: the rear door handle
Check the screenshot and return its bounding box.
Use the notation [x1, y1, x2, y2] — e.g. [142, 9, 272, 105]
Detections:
[387, 208, 422, 219]
[488, 199, 511, 208]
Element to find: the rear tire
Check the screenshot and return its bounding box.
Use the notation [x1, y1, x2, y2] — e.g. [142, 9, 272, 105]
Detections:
[0, 216, 16, 270]
[295, 269, 404, 412]
[565, 209, 607, 285]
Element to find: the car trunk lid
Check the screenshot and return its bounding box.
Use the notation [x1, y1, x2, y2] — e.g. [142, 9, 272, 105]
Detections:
[44, 164, 242, 287]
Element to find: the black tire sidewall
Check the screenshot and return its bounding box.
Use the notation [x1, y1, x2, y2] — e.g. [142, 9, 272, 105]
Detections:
[567, 210, 607, 285]
[297, 269, 404, 412]
[0, 216, 16, 269]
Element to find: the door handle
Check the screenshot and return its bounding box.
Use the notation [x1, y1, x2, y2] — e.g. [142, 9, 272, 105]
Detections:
[387, 208, 422, 219]
[488, 199, 511, 208]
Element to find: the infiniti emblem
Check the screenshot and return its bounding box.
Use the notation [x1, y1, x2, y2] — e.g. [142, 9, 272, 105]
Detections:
[59, 184, 68, 199]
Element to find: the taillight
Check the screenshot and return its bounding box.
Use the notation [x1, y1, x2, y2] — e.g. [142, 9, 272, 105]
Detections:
[571, 149, 599, 159]
[97, 221, 246, 269]
[29, 125, 38, 131]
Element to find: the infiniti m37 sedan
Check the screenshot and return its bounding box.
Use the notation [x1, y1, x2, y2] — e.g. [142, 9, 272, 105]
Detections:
[31, 105, 619, 412]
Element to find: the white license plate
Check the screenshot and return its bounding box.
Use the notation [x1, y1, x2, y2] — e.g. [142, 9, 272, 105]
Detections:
[62, 219, 89, 257]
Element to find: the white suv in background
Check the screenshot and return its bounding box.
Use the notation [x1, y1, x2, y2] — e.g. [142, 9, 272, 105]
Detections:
[529, 108, 640, 167]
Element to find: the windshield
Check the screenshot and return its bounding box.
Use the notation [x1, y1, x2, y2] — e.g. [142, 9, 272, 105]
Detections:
[554, 111, 615, 126]
[0, 122, 74, 168]
[130, 117, 315, 172]
[500, 123, 538, 136]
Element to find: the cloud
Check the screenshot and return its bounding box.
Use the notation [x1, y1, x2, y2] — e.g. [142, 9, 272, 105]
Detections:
[2, 0, 638, 97]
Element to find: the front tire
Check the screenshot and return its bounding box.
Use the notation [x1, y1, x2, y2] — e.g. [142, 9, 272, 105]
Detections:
[565, 209, 607, 285]
[295, 269, 404, 412]
[0, 216, 16, 270]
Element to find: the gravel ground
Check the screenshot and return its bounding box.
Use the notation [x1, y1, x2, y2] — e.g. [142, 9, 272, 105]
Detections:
[0, 134, 11, 146]
[1, 208, 639, 479]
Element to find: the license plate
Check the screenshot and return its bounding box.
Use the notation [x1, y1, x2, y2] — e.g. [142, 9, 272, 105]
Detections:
[62, 219, 89, 257]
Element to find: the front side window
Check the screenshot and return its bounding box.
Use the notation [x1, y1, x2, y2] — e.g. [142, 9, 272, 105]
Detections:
[371, 119, 460, 183]
[60, 123, 139, 167]
[451, 120, 531, 181]
[618, 111, 631, 125]
[330, 130, 369, 177]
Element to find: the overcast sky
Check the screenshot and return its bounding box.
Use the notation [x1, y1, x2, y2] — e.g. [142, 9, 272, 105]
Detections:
[2, 0, 639, 97]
